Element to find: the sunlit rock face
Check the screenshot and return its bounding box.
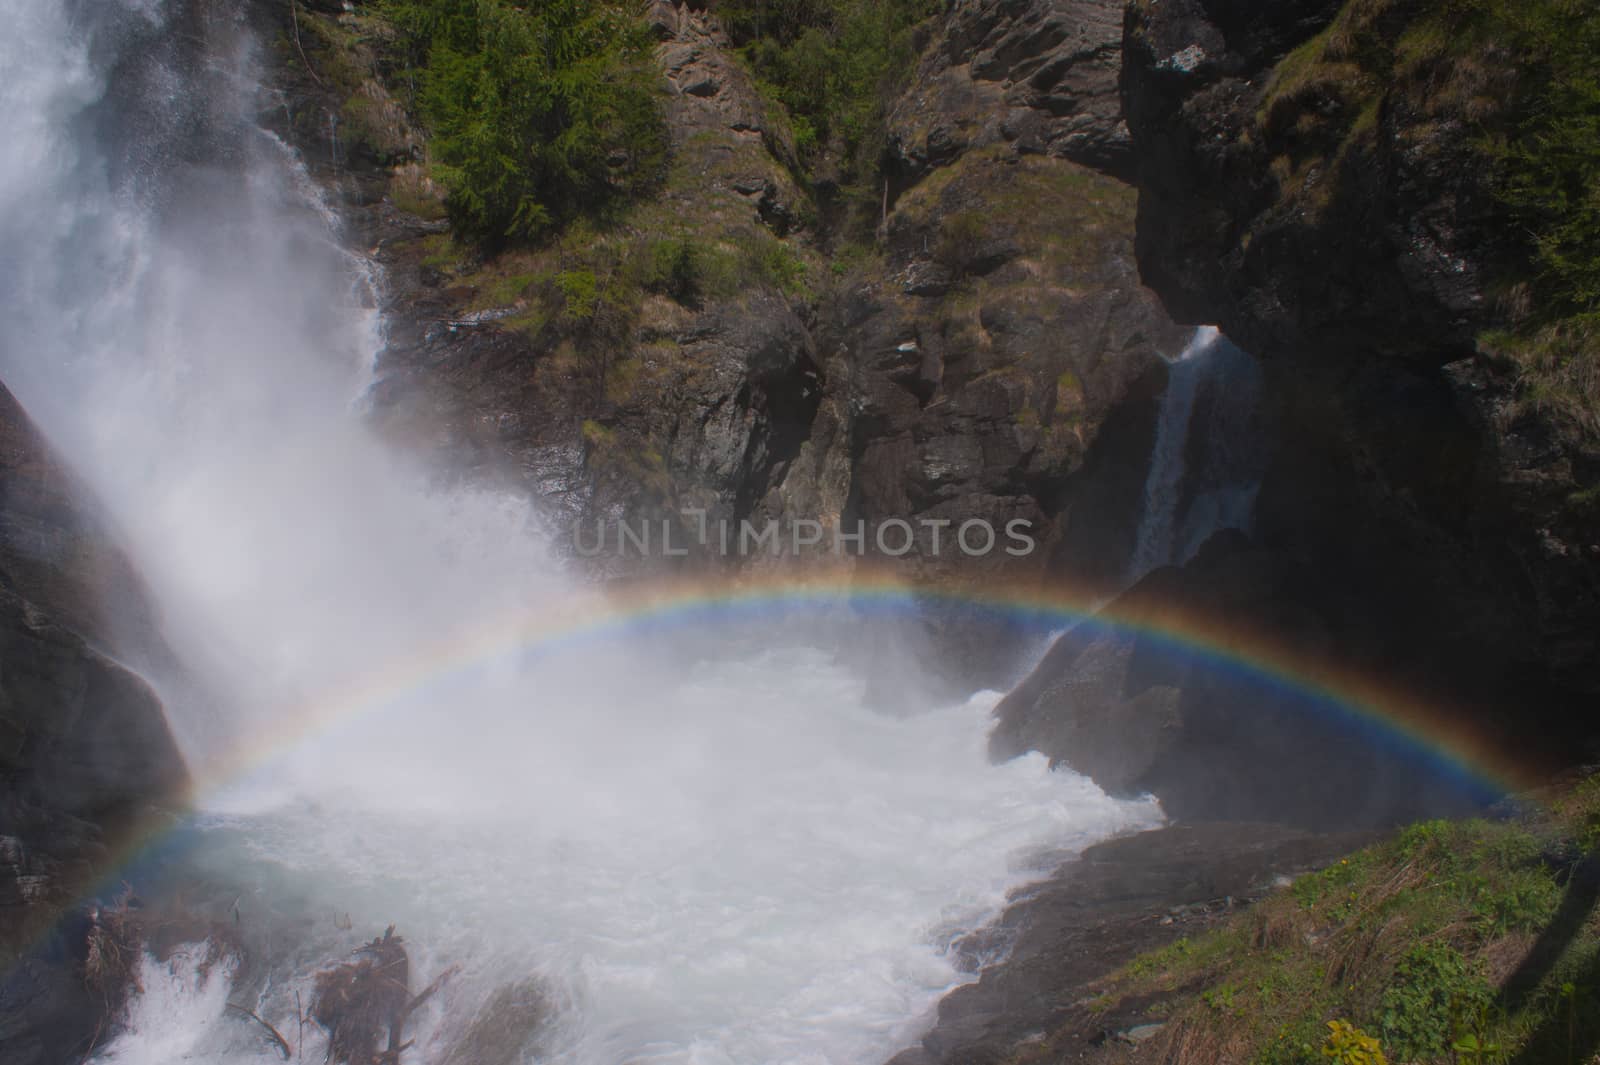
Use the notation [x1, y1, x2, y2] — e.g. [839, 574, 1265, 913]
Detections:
[788, 152, 1188, 586]
[885, 0, 1135, 180]
[765, 0, 1193, 595]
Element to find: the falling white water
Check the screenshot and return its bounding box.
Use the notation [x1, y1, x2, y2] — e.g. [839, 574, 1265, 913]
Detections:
[0, 3, 1161, 1064]
[1126, 327, 1218, 579]
[91, 948, 240, 1065]
[1126, 326, 1264, 582]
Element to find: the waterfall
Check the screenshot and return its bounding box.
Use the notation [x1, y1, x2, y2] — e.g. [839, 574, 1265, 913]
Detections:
[0, 4, 1161, 1063]
[1126, 327, 1264, 582]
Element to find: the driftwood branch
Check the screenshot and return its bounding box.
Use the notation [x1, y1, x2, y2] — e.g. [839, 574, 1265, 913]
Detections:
[404, 965, 460, 1018]
[227, 1002, 294, 1060]
[74, 1017, 106, 1065]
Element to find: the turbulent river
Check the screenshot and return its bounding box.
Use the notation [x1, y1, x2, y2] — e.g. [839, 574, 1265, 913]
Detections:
[0, 4, 1161, 1063]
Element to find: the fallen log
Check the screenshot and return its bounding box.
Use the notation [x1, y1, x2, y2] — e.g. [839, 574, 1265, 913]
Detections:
[225, 1002, 293, 1060]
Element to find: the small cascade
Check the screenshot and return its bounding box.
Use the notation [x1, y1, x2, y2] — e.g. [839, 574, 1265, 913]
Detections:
[1126, 326, 1265, 582]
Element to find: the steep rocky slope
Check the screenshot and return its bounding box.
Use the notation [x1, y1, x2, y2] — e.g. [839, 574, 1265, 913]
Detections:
[783, 148, 1185, 584]
[269, 0, 1187, 601]
[886, 0, 1134, 179]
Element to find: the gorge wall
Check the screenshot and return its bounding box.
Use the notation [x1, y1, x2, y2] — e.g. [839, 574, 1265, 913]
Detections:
[1119, 0, 1599, 753]
[990, 0, 1600, 837]
[267, 0, 1598, 787]
[270, 0, 1188, 596]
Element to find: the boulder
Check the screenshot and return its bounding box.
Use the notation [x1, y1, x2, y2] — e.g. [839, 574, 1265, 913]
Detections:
[992, 532, 1497, 829]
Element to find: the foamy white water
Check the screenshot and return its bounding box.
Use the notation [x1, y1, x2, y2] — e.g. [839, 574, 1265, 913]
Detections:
[149, 681, 1159, 1065]
[0, 3, 1162, 1062]
[92, 948, 240, 1065]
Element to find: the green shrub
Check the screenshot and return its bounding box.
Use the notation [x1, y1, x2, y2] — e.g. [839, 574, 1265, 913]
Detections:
[714, 0, 938, 195]
[1488, 0, 1600, 315]
[556, 269, 600, 320]
[741, 235, 809, 296]
[1378, 943, 1494, 1061]
[642, 238, 704, 304]
[381, 0, 668, 247]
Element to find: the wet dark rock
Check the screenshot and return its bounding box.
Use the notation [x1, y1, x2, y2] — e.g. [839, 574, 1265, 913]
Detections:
[440, 979, 555, 1065]
[0, 383, 186, 1065]
[993, 530, 1505, 829]
[0, 384, 185, 824]
[0, 956, 100, 1065]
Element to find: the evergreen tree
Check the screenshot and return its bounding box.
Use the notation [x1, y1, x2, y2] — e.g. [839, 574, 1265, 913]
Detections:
[383, 0, 667, 247]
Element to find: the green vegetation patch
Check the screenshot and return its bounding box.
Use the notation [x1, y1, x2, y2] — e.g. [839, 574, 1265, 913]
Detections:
[711, 0, 940, 229]
[1052, 779, 1600, 1065]
[380, 0, 668, 247]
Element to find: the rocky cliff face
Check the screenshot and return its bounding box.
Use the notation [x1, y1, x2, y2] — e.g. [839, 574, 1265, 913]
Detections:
[1123, 0, 1503, 363]
[763, 0, 1189, 588]
[274, 0, 1187, 614]
[267, 0, 1598, 794]
[0, 384, 186, 1065]
[1118, 0, 1600, 745]
[887, 0, 1134, 179]
[977, 0, 1596, 860]
[779, 150, 1185, 584]
[282, 1, 825, 561]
